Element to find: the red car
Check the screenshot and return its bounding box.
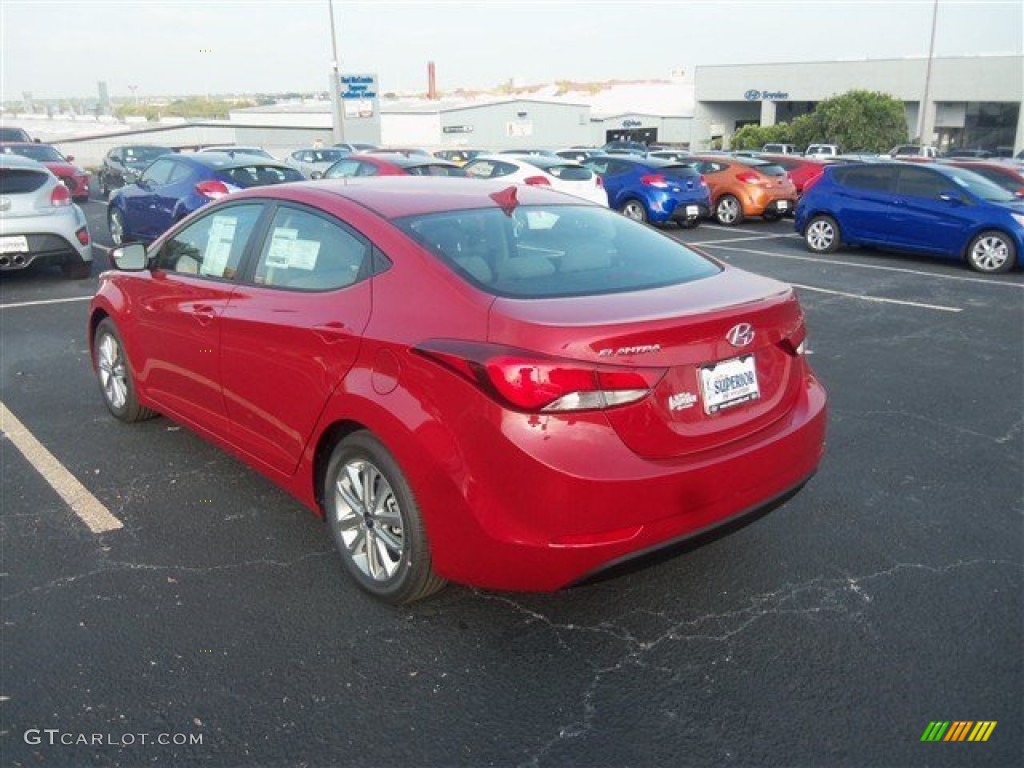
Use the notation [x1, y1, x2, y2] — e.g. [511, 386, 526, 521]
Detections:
[0, 142, 91, 201]
[760, 154, 829, 197]
[941, 160, 1024, 198]
[90, 178, 827, 604]
[317, 152, 463, 179]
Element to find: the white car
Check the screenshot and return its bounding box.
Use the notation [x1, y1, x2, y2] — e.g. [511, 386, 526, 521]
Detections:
[462, 154, 608, 207]
[285, 148, 351, 178]
[804, 144, 841, 159]
[0, 155, 92, 278]
[196, 146, 276, 160]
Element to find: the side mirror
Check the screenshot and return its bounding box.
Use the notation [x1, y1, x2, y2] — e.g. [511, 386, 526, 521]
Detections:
[110, 243, 148, 271]
[310, 171, 324, 180]
[66, 155, 75, 162]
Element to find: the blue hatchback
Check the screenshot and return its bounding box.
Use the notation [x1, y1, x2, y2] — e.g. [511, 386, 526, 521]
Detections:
[795, 162, 1024, 273]
[582, 155, 711, 227]
[108, 152, 303, 245]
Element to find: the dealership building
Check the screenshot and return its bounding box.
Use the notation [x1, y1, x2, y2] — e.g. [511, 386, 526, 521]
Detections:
[692, 55, 1023, 153]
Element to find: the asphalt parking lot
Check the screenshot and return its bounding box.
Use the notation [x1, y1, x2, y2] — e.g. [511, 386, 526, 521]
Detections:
[2, 191, 1021, 768]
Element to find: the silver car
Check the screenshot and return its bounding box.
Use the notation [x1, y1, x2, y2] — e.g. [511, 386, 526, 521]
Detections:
[0, 155, 92, 278]
[284, 147, 351, 178]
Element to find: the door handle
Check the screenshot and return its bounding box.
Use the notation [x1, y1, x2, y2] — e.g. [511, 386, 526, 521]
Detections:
[191, 304, 216, 325]
[313, 321, 350, 344]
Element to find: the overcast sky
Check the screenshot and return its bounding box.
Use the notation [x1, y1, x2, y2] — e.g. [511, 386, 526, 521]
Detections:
[2, 0, 1021, 100]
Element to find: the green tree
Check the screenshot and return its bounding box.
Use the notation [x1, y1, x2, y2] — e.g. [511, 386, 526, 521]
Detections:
[813, 90, 907, 152]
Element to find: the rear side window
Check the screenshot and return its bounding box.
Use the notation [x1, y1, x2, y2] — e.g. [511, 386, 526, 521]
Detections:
[895, 167, 952, 198]
[405, 164, 465, 177]
[325, 159, 362, 178]
[395, 205, 720, 299]
[835, 166, 894, 192]
[0, 168, 49, 194]
[253, 206, 370, 291]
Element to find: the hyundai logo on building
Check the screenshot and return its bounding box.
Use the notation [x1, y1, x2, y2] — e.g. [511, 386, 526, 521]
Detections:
[726, 323, 755, 347]
[744, 90, 790, 101]
[622, 119, 642, 128]
[744, 90, 762, 101]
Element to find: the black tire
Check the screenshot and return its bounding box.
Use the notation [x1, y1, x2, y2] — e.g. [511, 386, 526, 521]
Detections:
[93, 317, 156, 423]
[804, 214, 841, 254]
[714, 194, 744, 225]
[108, 207, 127, 246]
[324, 431, 445, 605]
[98, 174, 109, 199]
[63, 259, 92, 280]
[965, 230, 1017, 274]
[618, 199, 648, 223]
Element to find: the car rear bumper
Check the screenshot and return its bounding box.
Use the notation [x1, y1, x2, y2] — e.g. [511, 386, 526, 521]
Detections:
[0, 210, 92, 270]
[422, 373, 828, 591]
[646, 190, 712, 223]
[742, 189, 796, 217]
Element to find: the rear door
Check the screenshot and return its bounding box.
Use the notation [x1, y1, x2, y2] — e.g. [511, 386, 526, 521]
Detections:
[219, 203, 374, 474]
[124, 157, 176, 241]
[831, 165, 898, 242]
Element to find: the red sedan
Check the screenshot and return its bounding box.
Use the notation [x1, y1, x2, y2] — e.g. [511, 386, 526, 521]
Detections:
[1, 142, 91, 201]
[90, 178, 827, 603]
[760, 154, 829, 196]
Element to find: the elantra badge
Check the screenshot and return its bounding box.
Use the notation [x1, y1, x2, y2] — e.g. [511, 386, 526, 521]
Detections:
[726, 323, 755, 348]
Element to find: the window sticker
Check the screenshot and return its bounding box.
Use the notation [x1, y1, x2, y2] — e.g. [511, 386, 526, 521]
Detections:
[266, 227, 321, 270]
[201, 216, 238, 276]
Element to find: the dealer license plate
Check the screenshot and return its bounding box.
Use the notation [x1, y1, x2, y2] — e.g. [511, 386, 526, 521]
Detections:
[777, 200, 789, 210]
[700, 355, 760, 413]
[0, 235, 29, 254]
[685, 205, 699, 216]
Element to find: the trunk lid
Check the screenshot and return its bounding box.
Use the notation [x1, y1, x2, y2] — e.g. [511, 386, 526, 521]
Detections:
[488, 267, 806, 458]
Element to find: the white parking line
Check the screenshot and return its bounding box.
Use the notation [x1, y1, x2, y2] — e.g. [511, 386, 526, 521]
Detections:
[93, 243, 111, 252]
[0, 400, 123, 534]
[702, 224, 799, 236]
[702, 244, 1024, 288]
[689, 233, 797, 247]
[789, 283, 962, 313]
[0, 296, 92, 310]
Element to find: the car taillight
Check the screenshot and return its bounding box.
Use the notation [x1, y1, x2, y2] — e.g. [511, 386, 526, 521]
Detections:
[699, 175, 707, 186]
[414, 340, 666, 413]
[195, 179, 232, 199]
[736, 171, 761, 184]
[641, 174, 669, 188]
[594, 175, 604, 188]
[75, 227, 90, 245]
[523, 176, 551, 186]
[802, 174, 823, 193]
[50, 183, 71, 207]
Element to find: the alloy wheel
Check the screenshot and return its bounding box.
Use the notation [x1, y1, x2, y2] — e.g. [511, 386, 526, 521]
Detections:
[333, 459, 405, 583]
[970, 235, 1009, 272]
[97, 332, 128, 410]
[716, 197, 740, 224]
[807, 219, 835, 252]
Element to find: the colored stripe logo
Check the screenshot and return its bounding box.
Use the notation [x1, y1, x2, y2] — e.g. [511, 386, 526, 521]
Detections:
[921, 721, 996, 742]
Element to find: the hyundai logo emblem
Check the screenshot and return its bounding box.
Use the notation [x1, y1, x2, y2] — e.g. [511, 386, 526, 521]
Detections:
[744, 89, 761, 101]
[726, 323, 755, 347]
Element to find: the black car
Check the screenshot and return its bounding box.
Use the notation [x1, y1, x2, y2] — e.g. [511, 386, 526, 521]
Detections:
[555, 148, 608, 163]
[0, 126, 34, 142]
[601, 140, 649, 156]
[98, 145, 175, 197]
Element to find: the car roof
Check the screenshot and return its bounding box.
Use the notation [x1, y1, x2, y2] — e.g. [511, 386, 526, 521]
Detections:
[229, 176, 595, 219]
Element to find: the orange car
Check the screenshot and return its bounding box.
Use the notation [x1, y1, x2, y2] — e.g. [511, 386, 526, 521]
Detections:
[690, 155, 798, 225]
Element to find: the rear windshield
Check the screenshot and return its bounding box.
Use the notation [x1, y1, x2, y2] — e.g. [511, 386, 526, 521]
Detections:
[0, 128, 32, 142]
[0, 168, 49, 194]
[545, 165, 593, 181]
[219, 165, 304, 188]
[662, 164, 700, 179]
[736, 158, 786, 176]
[394, 205, 720, 299]
[2, 144, 64, 163]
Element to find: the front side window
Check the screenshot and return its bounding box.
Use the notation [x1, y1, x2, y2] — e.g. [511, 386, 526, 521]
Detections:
[156, 204, 264, 278]
[253, 207, 370, 291]
[395, 204, 720, 299]
[941, 166, 1015, 203]
[325, 159, 362, 178]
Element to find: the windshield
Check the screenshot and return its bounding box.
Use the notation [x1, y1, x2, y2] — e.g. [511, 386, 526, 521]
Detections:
[942, 166, 1016, 203]
[394, 205, 720, 299]
[2, 144, 64, 163]
[124, 146, 172, 162]
[219, 164, 304, 188]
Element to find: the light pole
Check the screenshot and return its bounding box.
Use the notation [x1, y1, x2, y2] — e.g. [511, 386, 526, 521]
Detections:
[916, 0, 939, 145]
[328, 0, 345, 143]
[128, 84, 138, 106]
